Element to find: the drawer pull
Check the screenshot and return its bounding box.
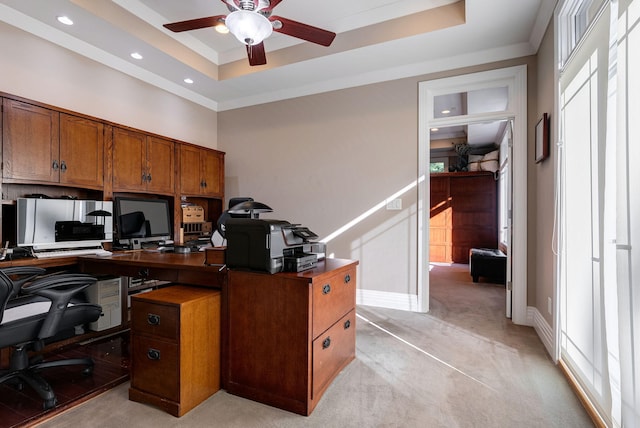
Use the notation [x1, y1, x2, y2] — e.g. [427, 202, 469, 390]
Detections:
[147, 313, 160, 325]
[344, 274, 351, 284]
[344, 319, 351, 329]
[322, 337, 331, 349]
[147, 348, 161, 360]
[322, 284, 331, 295]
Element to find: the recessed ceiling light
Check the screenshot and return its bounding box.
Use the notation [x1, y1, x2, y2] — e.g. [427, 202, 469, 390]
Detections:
[57, 16, 73, 26]
[215, 24, 229, 34]
[184, 78, 194, 84]
[430, 128, 439, 132]
[130, 52, 143, 60]
[441, 109, 451, 114]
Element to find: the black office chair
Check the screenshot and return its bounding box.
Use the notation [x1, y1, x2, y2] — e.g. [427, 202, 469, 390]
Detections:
[0, 267, 102, 409]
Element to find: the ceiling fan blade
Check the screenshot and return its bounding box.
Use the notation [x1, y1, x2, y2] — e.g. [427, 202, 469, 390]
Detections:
[163, 15, 226, 32]
[271, 16, 336, 47]
[220, 0, 240, 11]
[246, 42, 267, 66]
[264, 0, 284, 11]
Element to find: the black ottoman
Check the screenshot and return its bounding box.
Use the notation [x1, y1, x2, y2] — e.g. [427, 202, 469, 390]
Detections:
[469, 248, 506, 284]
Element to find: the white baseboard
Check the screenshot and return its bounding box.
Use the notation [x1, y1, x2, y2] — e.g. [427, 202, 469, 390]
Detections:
[528, 306, 555, 358]
[356, 289, 420, 312]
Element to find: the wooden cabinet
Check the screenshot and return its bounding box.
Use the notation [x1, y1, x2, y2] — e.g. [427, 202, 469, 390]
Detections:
[2, 98, 60, 183]
[59, 113, 104, 188]
[112, 128, 174, 195]
[180, 144, 224, 197]
[430, 172, 497, 264]
[129, 285, 221, 417]
[2, 100, 105, 189]
[226, 259, 357, 415]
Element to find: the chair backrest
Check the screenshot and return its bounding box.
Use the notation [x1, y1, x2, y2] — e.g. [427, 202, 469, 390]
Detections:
[0, 270, 14, 324]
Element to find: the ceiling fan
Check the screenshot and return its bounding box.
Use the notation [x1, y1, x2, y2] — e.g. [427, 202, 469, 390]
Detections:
[163, 0, 336, 66]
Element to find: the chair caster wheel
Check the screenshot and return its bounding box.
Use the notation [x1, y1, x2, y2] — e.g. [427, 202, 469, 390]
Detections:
[43, 398, 57, 410]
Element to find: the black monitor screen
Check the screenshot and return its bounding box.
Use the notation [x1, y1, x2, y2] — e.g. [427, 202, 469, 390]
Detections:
[115, 197, 171, 245]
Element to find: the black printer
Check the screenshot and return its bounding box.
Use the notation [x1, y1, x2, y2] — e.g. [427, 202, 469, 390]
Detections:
[225, 218, 323, 274]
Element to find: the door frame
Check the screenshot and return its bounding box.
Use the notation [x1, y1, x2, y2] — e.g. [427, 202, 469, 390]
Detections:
[417, 65, 529, 325]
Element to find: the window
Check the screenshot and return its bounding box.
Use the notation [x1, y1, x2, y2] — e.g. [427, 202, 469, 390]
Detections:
[430, 159, 447, 173]
[559, 0, 607, 66]
[557, 0, 640, 425]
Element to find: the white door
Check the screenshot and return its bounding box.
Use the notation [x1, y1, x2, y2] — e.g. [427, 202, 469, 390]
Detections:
[503, 120, 514, 318]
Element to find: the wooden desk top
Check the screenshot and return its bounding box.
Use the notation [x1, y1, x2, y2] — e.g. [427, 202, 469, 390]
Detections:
[1, 250, 357, 289]
[80, 250, 210, 270]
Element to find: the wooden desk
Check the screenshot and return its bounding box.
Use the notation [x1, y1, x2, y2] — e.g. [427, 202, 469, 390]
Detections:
[15, 252, 357, 416]
[78, 251, 225, 288]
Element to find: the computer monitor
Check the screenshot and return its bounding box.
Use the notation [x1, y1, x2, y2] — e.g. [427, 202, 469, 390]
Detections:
[16, 198, 113, 251]
[114, 197, 171, 247]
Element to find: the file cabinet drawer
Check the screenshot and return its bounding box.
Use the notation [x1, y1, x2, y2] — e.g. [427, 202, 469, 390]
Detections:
[130, 335, 179, 401]
[131, 300, 179, 340]
[312, 266, 356, 339]
[312, 309, 356, 400]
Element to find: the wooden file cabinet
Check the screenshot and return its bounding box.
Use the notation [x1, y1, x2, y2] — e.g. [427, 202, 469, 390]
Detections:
[129, 285, 221, 417]
[226, 259, 358, 415]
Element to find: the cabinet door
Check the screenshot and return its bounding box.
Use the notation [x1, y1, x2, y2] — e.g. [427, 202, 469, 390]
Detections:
[200, 149, 223, 197]
[179, 144, 204, 195]
[112, 127, 146, 191]
[59, 113, 104, 188]
[146, 136, 174, 195]
[2, 99, 60, 183]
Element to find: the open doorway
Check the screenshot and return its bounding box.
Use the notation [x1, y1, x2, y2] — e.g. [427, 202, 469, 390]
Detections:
[417, 65, 529, 326]
[428, 119, 513, 317]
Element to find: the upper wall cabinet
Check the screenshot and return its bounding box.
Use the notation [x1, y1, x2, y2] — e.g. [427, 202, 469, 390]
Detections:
[180, 144, 224, 198]
[2, 99, 104, 189]
[59, 113, 104, 188]
[112, 128, 175, 195]
[2, 99, 60, 184]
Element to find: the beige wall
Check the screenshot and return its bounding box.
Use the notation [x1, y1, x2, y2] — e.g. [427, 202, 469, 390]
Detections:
[0, 22, 217, 149]
[1, 17, 558, 318]
[532, 19, 556, 325]
[219, 56, 539, 301]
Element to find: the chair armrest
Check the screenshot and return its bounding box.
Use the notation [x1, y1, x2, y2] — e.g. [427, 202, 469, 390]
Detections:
[21, 273, 98, 339]
[0, 266, 46, 298]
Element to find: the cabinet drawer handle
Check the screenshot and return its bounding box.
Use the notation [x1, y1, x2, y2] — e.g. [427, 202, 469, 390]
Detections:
[147, 313, 160, 325]
[147, 348, 161, 360]
[344, 274, 351, 284]
[139, 268, 149, 278]
[322, 337, 331, 349]
[322, 284, 331, 295]
[344, 319, 351, 329]
[52, 160, 59, 171]
[147, 173, 152, 182]
[60, 160, 67, 172]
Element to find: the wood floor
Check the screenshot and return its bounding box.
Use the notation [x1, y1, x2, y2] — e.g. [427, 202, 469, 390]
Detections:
[0, 332, 130, 428]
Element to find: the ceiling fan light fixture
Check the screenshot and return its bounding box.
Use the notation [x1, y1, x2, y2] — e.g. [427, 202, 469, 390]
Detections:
[225, 10, 272, 46]
[215, 23, 229, 34]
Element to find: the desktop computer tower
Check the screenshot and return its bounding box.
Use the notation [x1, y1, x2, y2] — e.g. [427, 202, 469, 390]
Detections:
[86, 276, 122, 331]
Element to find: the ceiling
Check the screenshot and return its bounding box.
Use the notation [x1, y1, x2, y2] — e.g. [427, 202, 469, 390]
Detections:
[0, 0, 554, 112]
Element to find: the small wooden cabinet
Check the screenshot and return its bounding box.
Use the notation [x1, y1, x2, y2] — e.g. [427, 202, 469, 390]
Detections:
[180, 143, 224, 197]
[112, 128, 175, 195]
[226, 259, 357, 415]
[129, 285, 221, 417]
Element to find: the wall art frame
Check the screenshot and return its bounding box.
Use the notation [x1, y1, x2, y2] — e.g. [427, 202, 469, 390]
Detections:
[535, 113, 549, 163]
